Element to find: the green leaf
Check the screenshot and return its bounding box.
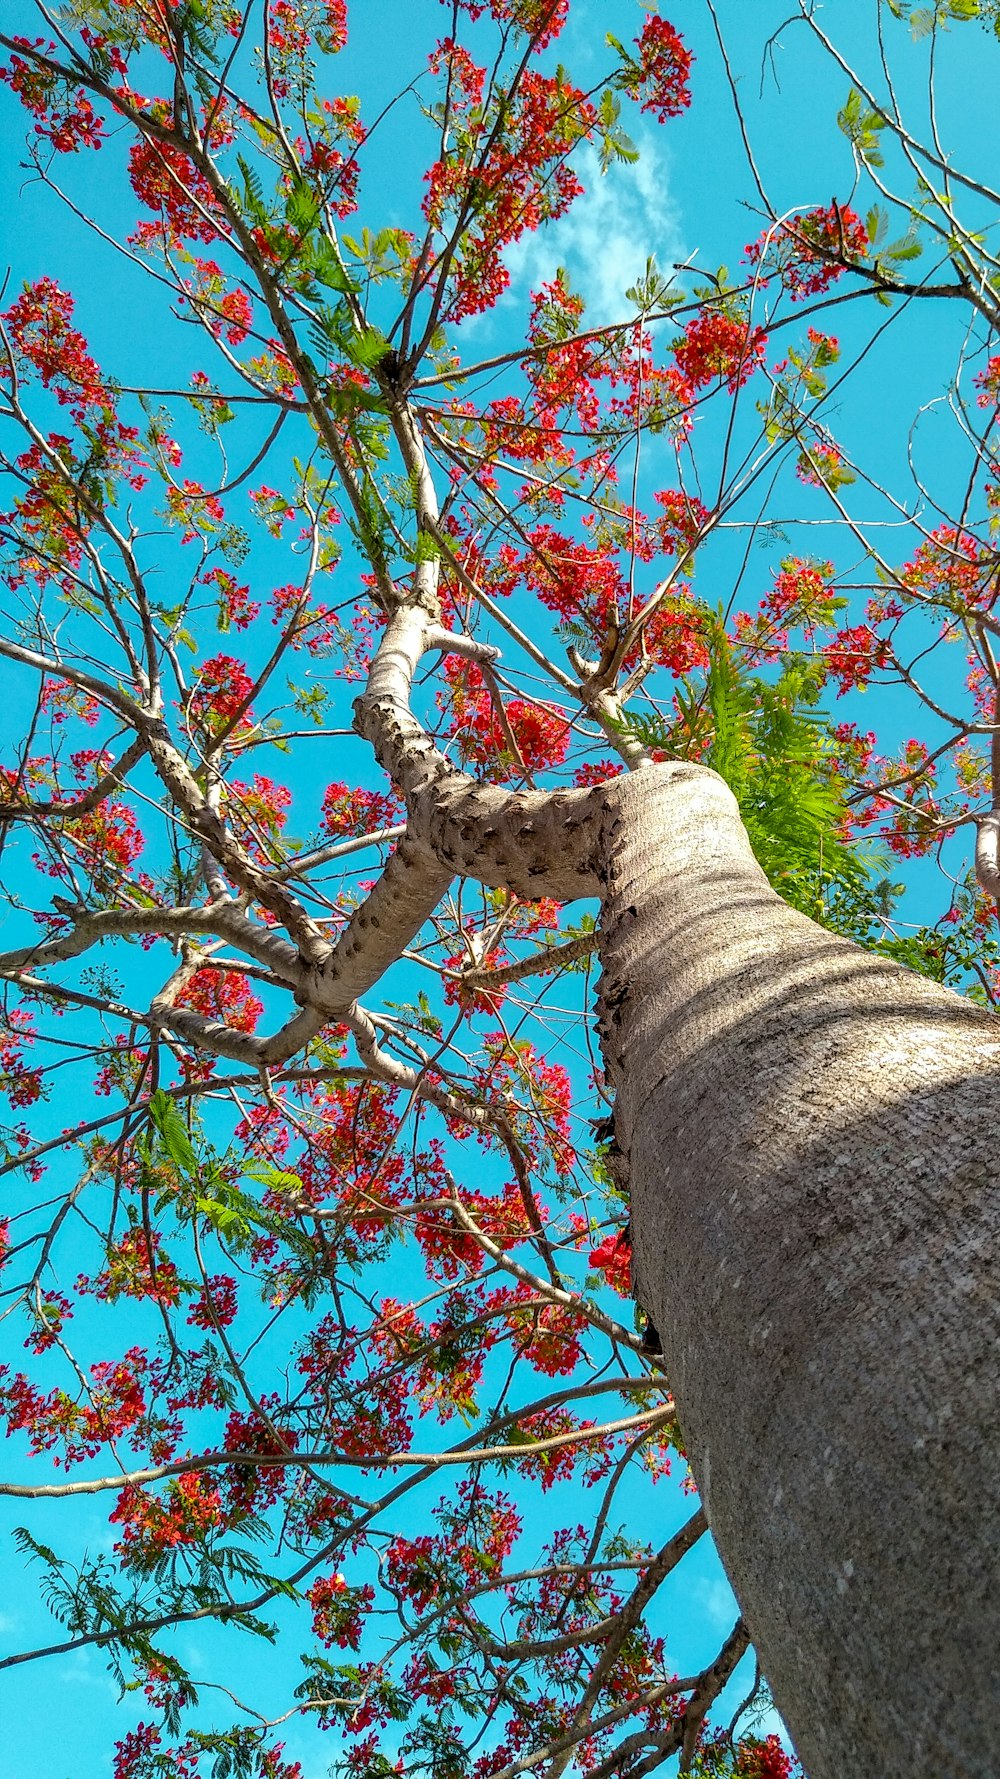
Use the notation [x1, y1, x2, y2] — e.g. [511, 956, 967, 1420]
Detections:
[619, 612, 875, 930]
[242, 1160, 305, 1197]
[148, 1090, 199, 1175]
[625, 256, 682, 314]
[285, 178, 321, 235]
[350, 324, 391, 370]
[884, 230, 923, 261]
[865, 205, 889, 248]
[234, 154, 268, 226]
[837, 89, 888, 166]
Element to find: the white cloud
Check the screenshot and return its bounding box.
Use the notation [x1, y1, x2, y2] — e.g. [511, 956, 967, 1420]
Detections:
[691, 1571, 741, 1630]
[505, 139, 688, 327]
[61, 1647, 118, 1692]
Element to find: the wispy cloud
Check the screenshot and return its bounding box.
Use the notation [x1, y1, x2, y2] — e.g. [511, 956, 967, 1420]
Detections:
[506, 139, 687, 326]
[690, 1570, 741, 1630]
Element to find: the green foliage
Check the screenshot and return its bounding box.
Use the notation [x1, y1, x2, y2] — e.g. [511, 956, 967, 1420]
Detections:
[838, 88, 889, 166]
[618, 619, 998, 996]
[148, 1088, 198, 1175]
[595, 87, 639, 172]
[831, 872, 1000, 1002]
[635, 615, 873, 927]
[705, 627, 873, 923]
[297, 1656, 410, 1727]
[886, 0, 985, 33]
[625, 254, 684, 315]
[144, 1096, 320, 1279]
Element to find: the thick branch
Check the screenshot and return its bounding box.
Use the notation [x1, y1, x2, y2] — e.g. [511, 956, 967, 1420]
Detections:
[355, 603, 606, 901]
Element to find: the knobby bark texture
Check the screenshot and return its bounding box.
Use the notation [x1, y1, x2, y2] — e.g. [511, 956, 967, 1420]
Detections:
[596, 763, 1000, 1778]
[356, 598, 1000, 1774]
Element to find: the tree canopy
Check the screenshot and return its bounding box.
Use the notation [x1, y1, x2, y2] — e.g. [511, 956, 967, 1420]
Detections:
[0, 2, 998, 1774]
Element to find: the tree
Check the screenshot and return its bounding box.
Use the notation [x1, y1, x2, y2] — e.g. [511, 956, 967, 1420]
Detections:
[0, 0, 998, 1773]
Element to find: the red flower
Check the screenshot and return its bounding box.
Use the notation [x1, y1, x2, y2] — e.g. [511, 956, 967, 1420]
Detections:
[825, 625, 891, 695]
[674, 310, 768, 393]
[735, 1733, 794, 1779]
[440, 658, 569, 778]
[176, 967, 264, 1034]
[190, 653, 255, 730]
[321, 780, 403, 836]
[4, 278, 110, 418]
[307, 1571, 375, 1649]
[113, 1722, 161, 1779]
[1, 41, 105, 154]
[746, 203, 869, 300]
[187, 1275, 239, 1329]
[633, 16, 694, 122]
[589, 1228, 632, 1297]
[86, 1227, 181, 1307]
[129, 134, 225, 247]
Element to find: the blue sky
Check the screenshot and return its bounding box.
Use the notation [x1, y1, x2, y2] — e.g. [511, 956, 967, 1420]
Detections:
[0, 2, 996, 1773]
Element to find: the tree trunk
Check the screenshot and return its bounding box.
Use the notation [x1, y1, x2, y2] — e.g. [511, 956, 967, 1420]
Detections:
[597, 763, 1000, 1778]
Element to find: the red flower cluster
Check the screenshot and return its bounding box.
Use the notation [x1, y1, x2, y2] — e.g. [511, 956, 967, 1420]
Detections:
[975, 353, 1000, 406]
[830, 721, 877, 777]
[55, 797, 145, 886]
[645, 594, 712, 675]
[307, 1571, 374, 1649]
[746, 203, 869, 300]
[589, 1228, 631, 1297]
[444, 945, 508, 1015]
[523, 273, 601, 440]
[129, 132, 226, 248]
[186, 1274, 239, 1329]
[386, 1483, 521, 1610]
[319, 0, 349, 51]
[86, 1227, 181, 1307]
[442, 658, 569, 779]
[448, 0, 569, 48]
[176, 967, 264, 1035]
[423, 47, 596, 320]
[111, 1471, 224, 1559]
[654, 488, 711, 555]
[524, 524, 626, 631]
[1, 1347, 150, 1466]
[824, 624, 891, 695]
[764, 557, 838, 634]
[632, 16, 694, 123]
[0, 1008, 43, 1111]
[165, 479, 226, 542]
[900, 524, 986, 607]
[227, 774, 293, 850]
[39, 677, 100, 726]
[573, 758, 625, 787]
[190, 653, 255, 730]
[1, 37, 104, 153]
[796, 438, 849, 489]
[113, 1722, 162, 1779]
[673, 310, 768, 393]
[735, 1734, 794, 1778]
[511, 1406, 598, 1490]
[320, 780, 402, 836]
[221, 1403, 299, 1514]
[201, 565, 261, 630]
[5, 278, 111, 419]
[187, 259, 256, 346]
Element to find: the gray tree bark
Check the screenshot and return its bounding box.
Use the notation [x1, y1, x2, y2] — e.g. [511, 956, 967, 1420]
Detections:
[598, 762, 1000, 1778]
[355, 596, 1000, 1774]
